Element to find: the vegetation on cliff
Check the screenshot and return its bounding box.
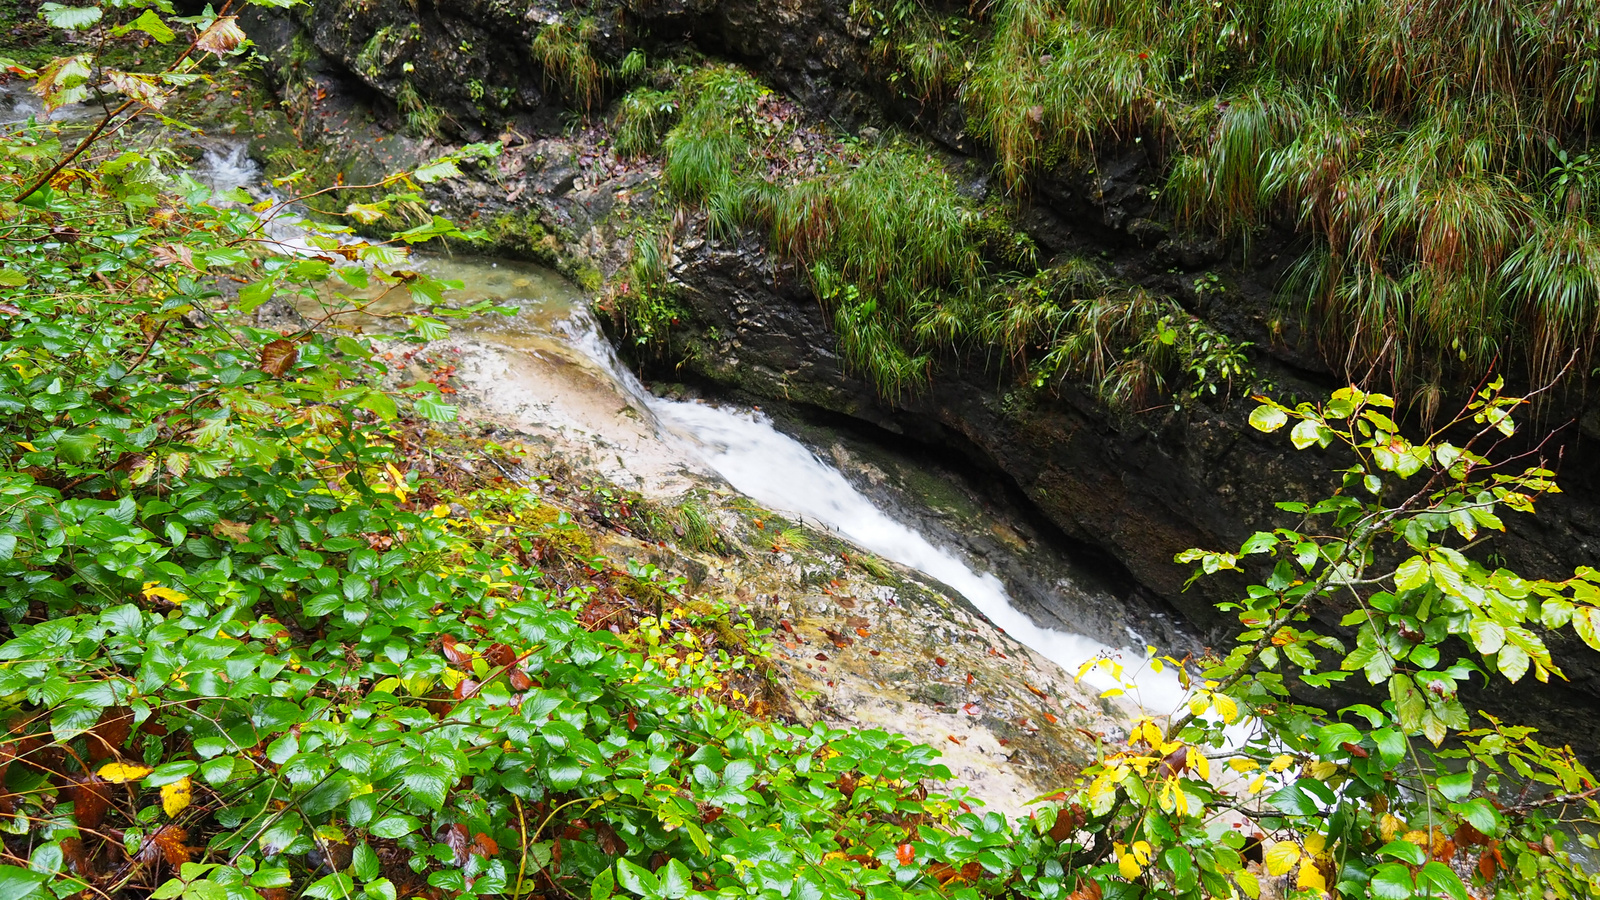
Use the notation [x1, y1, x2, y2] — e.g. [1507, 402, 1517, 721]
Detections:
[609, 64, 1254, 408]
[866, 0, 1600, 404]
[0, 4, 1598, 900]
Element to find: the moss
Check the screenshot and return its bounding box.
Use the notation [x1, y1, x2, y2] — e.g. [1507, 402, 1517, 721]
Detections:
[524, 500, 594, 558]
[478, 212, 563, 266]
[572, 263, 603, 293]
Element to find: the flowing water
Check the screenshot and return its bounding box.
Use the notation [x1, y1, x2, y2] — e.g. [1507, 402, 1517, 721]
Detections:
[479, 261, 1195, 716]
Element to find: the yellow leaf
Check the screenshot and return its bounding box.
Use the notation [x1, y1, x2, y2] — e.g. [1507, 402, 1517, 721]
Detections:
[14, 442, 35, 452]
[1308, 761, 1340, 780]
[1304, 832, 1327, 856]
[1380, 814, 1407, 843]
[1235, 869, 1261, 899]
[1213, 693, 1239, 723]
[161, 776, 192, 816]
[432, 503, 451, 518]
[1248, 774, 1267, 793]
[1115, 842, 1144, 879]
[1229, 758, 1261, 773]
[1296, 858, 1327, 894]
[98, 761, 152, 783]
[1129, 841, 1152, 865]
[141, 582, 188, 605]
[1135, 720, 1163, 747]
[1264, 841, 1300, 877]
[1269, 754, 1296, 772]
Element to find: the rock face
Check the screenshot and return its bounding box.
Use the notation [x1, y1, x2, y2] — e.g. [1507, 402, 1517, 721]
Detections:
[248, 0, 1600, 749]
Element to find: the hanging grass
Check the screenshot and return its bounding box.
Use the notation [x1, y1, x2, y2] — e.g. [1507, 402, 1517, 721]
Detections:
[532, 17, 606, 111]
[842, 0, 1600, 394]
[629, 58, 1256, 405]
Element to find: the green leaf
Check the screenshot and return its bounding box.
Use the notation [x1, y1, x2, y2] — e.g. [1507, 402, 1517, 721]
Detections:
[1417, 861, 1468, 900]
[199, 756, 233, 785]
[1391, 674, 1425, 732]
[40, 3, 103, 30]
[1394, 556, 1430, 592]
[0, 269, 25, 287]
[1289, 418, 1321, 449]
[1457, 798, 1499, 835]
[352, 843, 380, 881]
[615, 859, 658, 898]
[1495, 643, 1529, 682]
[237, 280, 276, 314]
[305, 873, 356, 899]
[1469, 620, 1505, 655]
[1379, 840, 1426, 865]
[413, 160, 462, 183]
[1369, 863, 1414, 900]
[1436, 770, 1473, 801]
[114, 9, 175, 42]
[659, 860, 691, 900]
[371, 815, 420, 839]
[591, 866, 616, 900]
[248, 869, 293, 889]
[414, 395, 457, 422]
[1249, 404, 1288, 433]
[0, 865, 45, 900]
[1373, 728, 1407, 766]
[401, 767, 450, 808]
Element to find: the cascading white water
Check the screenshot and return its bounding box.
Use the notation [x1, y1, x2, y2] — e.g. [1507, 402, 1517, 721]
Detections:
[560, 314, 1193, 717]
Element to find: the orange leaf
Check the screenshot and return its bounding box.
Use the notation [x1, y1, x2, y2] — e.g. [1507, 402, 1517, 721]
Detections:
[895, 843, 915, 866]
[148, 825, 191, 866]
[485, 643, 517, 668]
[65, 775, 111, 830]
[1478, 848, 1502, 882]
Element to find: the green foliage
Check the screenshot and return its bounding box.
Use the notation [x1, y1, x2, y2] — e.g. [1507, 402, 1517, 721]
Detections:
[975, 260, 1254, 410]
[612, 86, 681, 157]
[603, 226, 689, 355]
